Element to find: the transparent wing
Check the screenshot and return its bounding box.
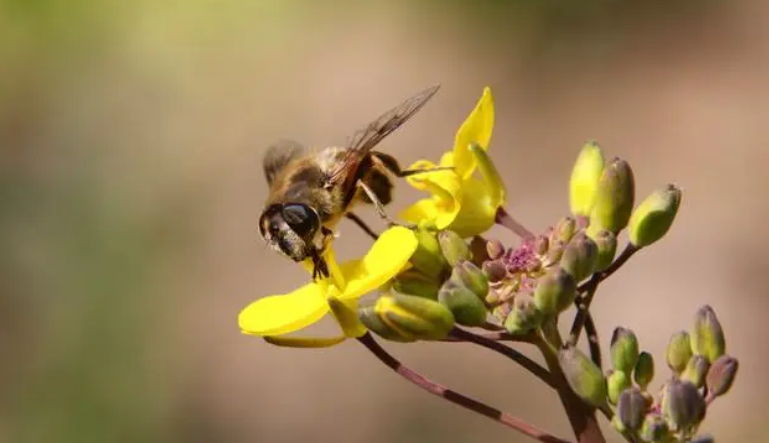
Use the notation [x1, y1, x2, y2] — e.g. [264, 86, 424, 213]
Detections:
[325, 84, 440, 185]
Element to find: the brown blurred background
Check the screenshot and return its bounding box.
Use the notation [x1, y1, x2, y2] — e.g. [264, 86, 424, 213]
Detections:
[1, 0, 767, 442]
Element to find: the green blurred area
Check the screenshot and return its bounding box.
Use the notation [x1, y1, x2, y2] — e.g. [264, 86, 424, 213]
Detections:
[0, 1, 760, 442]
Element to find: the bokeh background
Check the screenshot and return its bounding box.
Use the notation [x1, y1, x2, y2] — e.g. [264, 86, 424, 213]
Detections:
[1, 0, 767, 442]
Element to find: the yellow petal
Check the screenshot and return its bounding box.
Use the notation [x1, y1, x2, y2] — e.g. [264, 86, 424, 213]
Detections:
[401, 169, 462, 229]
[338, 226, 418, 300]
[471, 143, 506, 207]
[405, 159, 438, 191]
[239, 284, 329, 336]
[453, 87, 494, 180]
[328, 297, 368, 338]
[264, 335, 347, 348]
[446, 178, 499, 238]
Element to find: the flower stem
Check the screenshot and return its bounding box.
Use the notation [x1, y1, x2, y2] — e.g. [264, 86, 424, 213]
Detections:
[569, 244, 639, 347]
[496, 207, 535, 240]
[449, 327, 557, 389]
[357, 333, 573, 443]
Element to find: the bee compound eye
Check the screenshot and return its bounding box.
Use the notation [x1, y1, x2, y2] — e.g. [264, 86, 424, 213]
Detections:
[281, 203, 319, 238]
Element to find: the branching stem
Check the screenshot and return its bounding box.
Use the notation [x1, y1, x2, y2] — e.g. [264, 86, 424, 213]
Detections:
[357, 333, 573, 443]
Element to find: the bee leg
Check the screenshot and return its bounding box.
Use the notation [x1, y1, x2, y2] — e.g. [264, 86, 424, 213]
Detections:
[310, 248, 329, 280]
[357, 180, 417, 230]
[345, 213, 379, 240]
[372, 151, 453, 178]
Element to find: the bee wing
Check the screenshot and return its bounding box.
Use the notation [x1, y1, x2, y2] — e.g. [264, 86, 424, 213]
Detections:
[263, 139, 306, 186]
[325, 84, 440, 186]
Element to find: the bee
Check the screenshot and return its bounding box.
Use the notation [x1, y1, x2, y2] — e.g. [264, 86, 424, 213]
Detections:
[259, 84, 442, 279]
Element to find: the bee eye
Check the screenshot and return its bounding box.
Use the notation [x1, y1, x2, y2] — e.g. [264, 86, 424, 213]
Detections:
[282, 203, 319, 238]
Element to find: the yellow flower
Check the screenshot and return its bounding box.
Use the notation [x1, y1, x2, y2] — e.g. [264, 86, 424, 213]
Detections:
[238, 226, 418, 347]
[400, 87, 506, 238]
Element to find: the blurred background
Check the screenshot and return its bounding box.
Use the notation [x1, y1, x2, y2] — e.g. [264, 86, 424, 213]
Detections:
[1, 0, 767, 442]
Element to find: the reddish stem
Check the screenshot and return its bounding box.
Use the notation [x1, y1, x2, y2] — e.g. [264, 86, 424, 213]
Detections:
[358, 333, 573, 443]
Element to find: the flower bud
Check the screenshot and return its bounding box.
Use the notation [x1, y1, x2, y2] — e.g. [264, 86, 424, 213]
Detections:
[544, 239, 565, 266]
[410, 228, 449, 279]
[533, 267, 577, 316]
[553, 216, 577, 244]
[534, 235, 549, 256]
[691, 305, 725, 363]
[611, 327, 640, 373]
[607, 369, 632, 405]
[392, 269, 441, 300]
[438, 230, 472, 267]
[504, 294, 542, 334]
[482, 259, 508, 283]
[438, 280, 487, 327]
[560, 232, 598, 282]
[588, 157, 635, 235]
[590, 229, 617, 272]
[633, 351, 655, 390]
[706, 355, 738, 398]
[661, 379, 706, 431]
[610, 415, 626, 434]
[681, 355, 710, 388]
[617, 387, 649, 431]
[486, 239, 505, 260]
[666, 331, 693, 374]
[374, 293, 455, 341]
[451, 261, 489, 299]
[570, 141, 606, 217]
[359, 306, 415, 342]
[628, 184, 682, 248]
[559, 346, 608, 408]
[639, 414, 669, 443]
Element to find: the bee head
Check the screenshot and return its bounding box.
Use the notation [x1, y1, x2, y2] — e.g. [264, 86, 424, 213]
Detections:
[259, 203, 321, 262]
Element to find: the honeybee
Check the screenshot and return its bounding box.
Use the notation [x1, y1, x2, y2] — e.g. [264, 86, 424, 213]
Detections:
[259, 84, 442, 279]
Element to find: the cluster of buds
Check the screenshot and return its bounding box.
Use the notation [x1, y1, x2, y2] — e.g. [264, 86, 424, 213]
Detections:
[558, 306, 737, 443]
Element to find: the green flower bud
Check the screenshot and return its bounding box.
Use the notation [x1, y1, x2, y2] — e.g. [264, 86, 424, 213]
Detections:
[590, 229, 617, 272]
[681, 355, 710, 388]
[628, 184, 682, 248]
[607, 369, 632, 405]
[486, 239, 505, 260]
[617, 387, 649, 431]
[504, 294, 543, 334]
[553, 216, 577, 244]
[438, 230, 472, 267]
[411, 228, 449, 279]
[438, 281, 487, 327]
[392, 269, 441, 300]
[706, 355, 738, 398]
[544, 239, 565, 266]
[570, 141, 606, 217]
[661, 379, 706, 431]
[359, 306, 415, 342]
[634, 351, 655, 390]
[588, 157, 635, 235]
[559, 346, 608, 408]
[691, 305, 726, 363]
[482, 259, 508, 283]
[533, 267, 577, 316]
[666, 331, 693, 374]
[451, 261, 489, 299]
[560, 232, 598, 282]
[375, 293, 455, 341]
[639, 414, 669, 443]
[611, 327, 640, 373]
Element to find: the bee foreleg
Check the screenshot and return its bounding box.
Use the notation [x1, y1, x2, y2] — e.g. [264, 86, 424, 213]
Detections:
[356, 180, 417, 230]
[345, 213, 379, 240]
[371, 151, 453, 178]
